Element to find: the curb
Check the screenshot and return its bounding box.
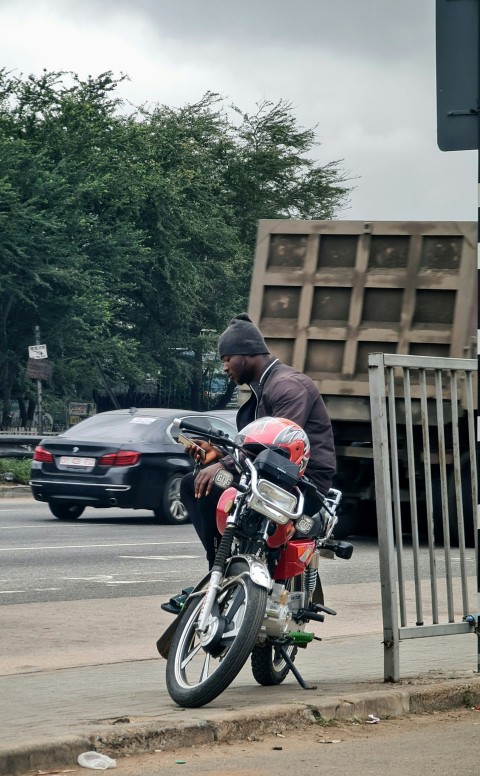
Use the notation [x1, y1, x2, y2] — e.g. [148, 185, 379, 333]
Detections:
[0, 487, 31, 499]
[2, 677, 479, 776]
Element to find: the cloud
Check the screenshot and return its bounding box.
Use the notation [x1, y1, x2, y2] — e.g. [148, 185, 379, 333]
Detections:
[0, 0, 476, 222]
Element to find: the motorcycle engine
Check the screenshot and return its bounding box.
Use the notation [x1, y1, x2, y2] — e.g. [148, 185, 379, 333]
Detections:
[261, 583, 305, 638]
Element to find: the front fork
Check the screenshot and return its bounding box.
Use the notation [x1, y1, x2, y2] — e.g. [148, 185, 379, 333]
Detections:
[196, 525, 236, 633]
[196, 526, 273, 633]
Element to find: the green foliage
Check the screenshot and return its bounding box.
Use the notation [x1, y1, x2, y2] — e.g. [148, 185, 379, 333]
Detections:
[0, 457, 32, 485]
[0, 71, 352, 417]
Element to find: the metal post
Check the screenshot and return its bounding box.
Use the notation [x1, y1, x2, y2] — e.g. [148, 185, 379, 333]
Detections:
[368, 352, 400, 681]
[34, 326, 43, 436]
[471, 100, 480, 673]
[478, 520, 480, 672]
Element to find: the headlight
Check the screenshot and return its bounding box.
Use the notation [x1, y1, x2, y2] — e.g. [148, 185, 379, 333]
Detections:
[257, 480, 297, 512]
[248, 479, 298, 525]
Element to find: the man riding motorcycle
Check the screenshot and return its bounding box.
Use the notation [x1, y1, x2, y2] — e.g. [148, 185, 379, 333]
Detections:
[162, 313, 336, 613]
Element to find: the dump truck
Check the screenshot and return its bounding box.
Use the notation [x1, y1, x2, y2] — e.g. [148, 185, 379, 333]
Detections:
[246, 219, 477, 537]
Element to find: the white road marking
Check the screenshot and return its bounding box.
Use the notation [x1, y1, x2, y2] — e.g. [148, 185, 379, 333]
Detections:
[0, 541, 196, 552]
[0, 524, 57, 528]
[0, 524, 103, 529]
[118, 555, 200, 560]
[63, 575, 115, 580]
[104, 580, 151, 585]
[33, 588, 61, 591]
[0, 590, 25, 594]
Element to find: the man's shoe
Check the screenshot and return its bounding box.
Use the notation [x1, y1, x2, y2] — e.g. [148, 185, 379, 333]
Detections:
[161, 587, 194, 615]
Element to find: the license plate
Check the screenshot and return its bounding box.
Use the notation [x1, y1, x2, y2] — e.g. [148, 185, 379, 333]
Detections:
[59, 456, 95, 467]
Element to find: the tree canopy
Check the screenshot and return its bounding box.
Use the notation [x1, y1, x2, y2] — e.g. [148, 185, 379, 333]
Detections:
[0, 69, 352, 426]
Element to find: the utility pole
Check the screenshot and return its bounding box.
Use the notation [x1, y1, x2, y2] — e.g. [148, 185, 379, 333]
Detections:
[34, 326, 43, 435]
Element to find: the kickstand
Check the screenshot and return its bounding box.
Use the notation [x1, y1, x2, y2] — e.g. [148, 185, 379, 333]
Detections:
[277, 645, 317, 690]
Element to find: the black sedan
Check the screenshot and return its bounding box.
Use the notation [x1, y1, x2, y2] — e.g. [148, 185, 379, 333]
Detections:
[30, 408, 237, 524]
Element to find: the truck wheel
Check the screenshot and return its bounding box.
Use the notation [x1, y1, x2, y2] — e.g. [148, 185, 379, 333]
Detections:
[333, 498, 365, 539]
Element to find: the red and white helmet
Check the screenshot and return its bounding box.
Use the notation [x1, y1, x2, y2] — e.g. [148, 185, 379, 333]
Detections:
[235, 417, 310, 477]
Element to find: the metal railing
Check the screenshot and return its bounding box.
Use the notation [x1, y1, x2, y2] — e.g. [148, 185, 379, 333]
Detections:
[368, 353, 478, 681]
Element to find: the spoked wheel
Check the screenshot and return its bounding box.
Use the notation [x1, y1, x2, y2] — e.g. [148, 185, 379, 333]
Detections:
[166, 560, 268, 708]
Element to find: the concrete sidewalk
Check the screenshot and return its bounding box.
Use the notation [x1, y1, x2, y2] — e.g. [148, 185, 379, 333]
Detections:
[1, 488, 479, 775]
[1, 613, 479, 776]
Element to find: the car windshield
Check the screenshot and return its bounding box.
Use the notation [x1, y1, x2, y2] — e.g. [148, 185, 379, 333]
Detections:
[61, 413, 166, 442]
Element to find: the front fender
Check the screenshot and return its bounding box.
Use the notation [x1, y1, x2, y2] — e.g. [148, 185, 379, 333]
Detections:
[156, 557, 272, 659]
[226, 554, 272, 591]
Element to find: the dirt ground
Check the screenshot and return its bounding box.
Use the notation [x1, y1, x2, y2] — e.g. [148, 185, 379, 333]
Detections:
[21, 707, 480, 776]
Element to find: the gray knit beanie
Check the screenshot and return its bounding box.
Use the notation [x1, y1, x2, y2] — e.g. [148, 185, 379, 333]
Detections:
[218, 313, 270, 358]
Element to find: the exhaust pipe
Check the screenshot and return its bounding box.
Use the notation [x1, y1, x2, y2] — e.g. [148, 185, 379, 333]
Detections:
[109, 498, 117, 506]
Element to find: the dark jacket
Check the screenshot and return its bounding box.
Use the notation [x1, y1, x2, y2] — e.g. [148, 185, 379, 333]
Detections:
[236, 359, 336, 495]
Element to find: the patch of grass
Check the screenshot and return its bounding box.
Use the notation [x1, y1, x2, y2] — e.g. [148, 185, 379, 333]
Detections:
[0, 457, 32, 485]
[312, 714, 338, 728]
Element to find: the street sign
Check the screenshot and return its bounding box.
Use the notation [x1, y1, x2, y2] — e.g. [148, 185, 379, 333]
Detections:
[28, 344, 48, 360]
[436, 0, 479, 151]
[26, 358, 53, 381]
[68, 401, 96, 427]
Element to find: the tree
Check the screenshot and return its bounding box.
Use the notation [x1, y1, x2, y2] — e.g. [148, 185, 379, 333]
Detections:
[227, 98, 351, 247]
[0, 72, 352, 422]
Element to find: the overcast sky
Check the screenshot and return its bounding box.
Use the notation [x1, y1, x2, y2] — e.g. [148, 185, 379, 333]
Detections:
[1, 0, 476, 223]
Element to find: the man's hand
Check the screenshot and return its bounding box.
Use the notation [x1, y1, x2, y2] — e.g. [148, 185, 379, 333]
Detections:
[194, 462, 226, 498]
[186, 439, 223, 466]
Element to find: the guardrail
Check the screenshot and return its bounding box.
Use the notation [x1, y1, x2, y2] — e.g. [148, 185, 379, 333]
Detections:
[369, 353, 478, 681]
[0, 434, 43, 458]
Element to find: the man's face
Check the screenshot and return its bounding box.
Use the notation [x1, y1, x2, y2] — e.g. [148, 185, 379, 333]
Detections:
[221, 354, 253, 385]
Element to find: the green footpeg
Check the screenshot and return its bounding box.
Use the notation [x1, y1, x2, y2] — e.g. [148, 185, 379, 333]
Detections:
[289, 631, 314, 645]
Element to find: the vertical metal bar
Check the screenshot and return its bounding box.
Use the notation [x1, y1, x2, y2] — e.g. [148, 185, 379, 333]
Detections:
[435, 369, 454, 622]
[450, 370, 469, 614]
[477, 516, 480, 673]
[368, 353, 400, 681]
[465, 368, 479, 673]
[403, 368, 424, 625]
[465, 370, 478, 558]
[419, 369, 438, 623]
[387, 366, 407, 627]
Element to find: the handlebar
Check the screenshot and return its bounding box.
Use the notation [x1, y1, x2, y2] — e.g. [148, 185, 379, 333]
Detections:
[173, 417, 240, 449]
[173, 417, 218, 437]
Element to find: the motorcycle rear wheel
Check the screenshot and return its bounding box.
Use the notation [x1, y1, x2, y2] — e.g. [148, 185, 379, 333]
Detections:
[251, 641, 298, 685]
[251, 571, 315, 687]
[166, 560, 268, 708]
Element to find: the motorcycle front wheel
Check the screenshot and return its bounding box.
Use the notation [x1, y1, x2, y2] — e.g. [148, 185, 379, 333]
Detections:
[165, 560, 268, 708]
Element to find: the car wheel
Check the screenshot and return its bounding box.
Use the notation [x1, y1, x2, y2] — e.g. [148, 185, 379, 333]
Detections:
[48, 503, 85, 520]
[154, 473, 190, 525]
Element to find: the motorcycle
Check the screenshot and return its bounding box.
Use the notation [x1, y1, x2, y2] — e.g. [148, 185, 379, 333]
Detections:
[157, 416, 353, 708]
